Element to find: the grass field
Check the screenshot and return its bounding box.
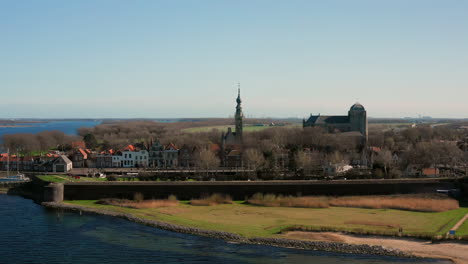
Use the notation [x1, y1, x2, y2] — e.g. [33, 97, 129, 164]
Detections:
[37, 175, 107, 183]
[455, 220, 468, 236]
[65, 200, 468, 239]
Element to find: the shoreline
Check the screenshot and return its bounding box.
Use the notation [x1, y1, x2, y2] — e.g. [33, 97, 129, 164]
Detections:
[42, 201, 420, 260]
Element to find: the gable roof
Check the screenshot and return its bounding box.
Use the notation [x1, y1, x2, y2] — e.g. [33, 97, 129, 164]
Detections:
[78, 148, 88, 159]
[124, 145, 136, 151]
[165, 143, 179, 151]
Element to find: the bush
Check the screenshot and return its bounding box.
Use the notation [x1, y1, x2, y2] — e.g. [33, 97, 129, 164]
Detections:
[190, 193, 233, 206]
[97, 195, 179, 209]
[247, 193, 329, 208]
[133, 192, 144, 202]
[106, 174, 118, 181]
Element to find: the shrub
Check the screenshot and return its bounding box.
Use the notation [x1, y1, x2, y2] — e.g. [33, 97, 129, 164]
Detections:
[247, 193, 329, 208]
[133, 192, 144, 202]
[190, 193, 232, 206]
[329, 195, 459, 212]
[97, 195, 179, 209]
[106, 174, 118, 181]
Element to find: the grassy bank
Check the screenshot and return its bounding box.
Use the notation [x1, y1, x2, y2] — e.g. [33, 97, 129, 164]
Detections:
[37, 175, 107, 183]
[64, 200, 468, 239]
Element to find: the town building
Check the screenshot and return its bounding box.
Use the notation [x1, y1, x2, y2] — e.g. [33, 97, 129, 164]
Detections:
[112, 145, 149, 168]
[148, 141, 179, 168]
[52, 155, 73, 173]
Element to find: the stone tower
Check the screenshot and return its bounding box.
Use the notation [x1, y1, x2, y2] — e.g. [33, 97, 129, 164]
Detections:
[348, 102, 368, 142]
[235, 86, 243, 144]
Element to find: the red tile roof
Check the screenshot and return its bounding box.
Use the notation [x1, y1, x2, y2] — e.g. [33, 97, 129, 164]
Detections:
[124, 145, 136, 151]
[370, 146, 381, 153]
[422, 168, 439, 176]
[210, 144, 221, 152]
[165, 143, 179, 151]
[72, 141, 86, 149]
[78, 148, 88, 159]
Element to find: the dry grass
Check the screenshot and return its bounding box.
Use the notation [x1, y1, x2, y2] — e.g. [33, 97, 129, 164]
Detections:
[190, 193, 233, 206]
[247, 193, 459, 212]
[247, 193, 329, 208]
[97, 195, 178, 209]
[329, 195, 459, 212]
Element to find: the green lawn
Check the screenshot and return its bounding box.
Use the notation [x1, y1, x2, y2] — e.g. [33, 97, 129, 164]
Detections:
[37, 175, 107, 183]
[64, 200, 468, 239]
[454, 219, 468, 236]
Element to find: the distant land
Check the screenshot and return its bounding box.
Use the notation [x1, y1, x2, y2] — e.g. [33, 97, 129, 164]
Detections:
[1, 117, 468, 125]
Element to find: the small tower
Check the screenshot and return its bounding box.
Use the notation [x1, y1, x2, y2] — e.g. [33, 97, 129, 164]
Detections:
[235, 84, 243, 144]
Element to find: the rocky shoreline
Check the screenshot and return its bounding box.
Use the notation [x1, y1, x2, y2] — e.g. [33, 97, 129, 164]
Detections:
[42, 202, 412, 259]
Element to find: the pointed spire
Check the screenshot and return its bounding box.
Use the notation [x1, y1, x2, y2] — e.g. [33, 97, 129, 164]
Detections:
[236, 82, 241, 104]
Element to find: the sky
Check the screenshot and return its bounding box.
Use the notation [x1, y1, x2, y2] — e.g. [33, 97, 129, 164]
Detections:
[1, 1, 467, 119]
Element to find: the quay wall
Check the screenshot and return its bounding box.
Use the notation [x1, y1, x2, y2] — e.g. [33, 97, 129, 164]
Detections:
[63, 179, 456, 201]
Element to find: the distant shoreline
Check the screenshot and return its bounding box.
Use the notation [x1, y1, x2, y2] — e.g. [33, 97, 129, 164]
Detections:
[0, 125, 34, 128]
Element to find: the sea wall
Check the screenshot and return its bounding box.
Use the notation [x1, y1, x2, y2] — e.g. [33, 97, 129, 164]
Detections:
[63, 178, 455, 201]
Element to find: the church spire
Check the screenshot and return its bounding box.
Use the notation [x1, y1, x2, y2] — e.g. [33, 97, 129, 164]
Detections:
[235, 83, 243, 144]
[236, 83, 241, 104]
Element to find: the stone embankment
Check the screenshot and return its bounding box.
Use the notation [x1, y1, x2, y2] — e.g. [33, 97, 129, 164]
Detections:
[42, 202, 410, 259]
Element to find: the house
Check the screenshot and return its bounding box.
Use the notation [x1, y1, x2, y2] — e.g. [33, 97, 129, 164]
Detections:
[71, 148, 88, 168]
[162, 143, 179, 168]
[119, 147, 149, 168]
[225, 149, 242, 168]
[149, 141, 179, 168]
[178, 145, 197, 168]
[52, 155, 73, 173]
[95, 150, 113, 168]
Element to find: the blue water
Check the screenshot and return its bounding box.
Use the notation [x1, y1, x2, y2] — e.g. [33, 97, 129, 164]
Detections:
[0, 120, 101, 138]
[0, 195, 450, 264]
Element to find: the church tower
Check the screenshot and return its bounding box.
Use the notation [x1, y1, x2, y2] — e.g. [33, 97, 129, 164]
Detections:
[235, 85, 243, 144]
[348, 102, 368, 143]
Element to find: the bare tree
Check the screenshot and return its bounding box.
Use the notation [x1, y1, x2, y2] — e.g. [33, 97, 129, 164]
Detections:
[375, 149, 393, 176]
[195, 149, 220, 177]
[243, 148, 265, 178]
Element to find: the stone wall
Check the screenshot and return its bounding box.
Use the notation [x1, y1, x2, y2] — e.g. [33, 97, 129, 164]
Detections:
[62, 179, 456, 201]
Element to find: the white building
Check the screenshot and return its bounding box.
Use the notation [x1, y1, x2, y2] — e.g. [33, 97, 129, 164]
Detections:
[113, 149, 149, 168]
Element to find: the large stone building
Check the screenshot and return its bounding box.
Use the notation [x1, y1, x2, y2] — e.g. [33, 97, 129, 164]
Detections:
[303, 103, 368, 141]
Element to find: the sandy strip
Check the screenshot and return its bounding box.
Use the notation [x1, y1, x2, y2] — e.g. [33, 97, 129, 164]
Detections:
[451, 214, 468, 232]
[283, 231, 468, 264]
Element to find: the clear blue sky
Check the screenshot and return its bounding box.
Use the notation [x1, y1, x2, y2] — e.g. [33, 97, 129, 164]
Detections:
[1, 1, 467, 118]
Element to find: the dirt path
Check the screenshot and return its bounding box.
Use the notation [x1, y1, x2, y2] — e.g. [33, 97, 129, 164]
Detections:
[282, 231, 468, 264]
[450, 213, 468, 232]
